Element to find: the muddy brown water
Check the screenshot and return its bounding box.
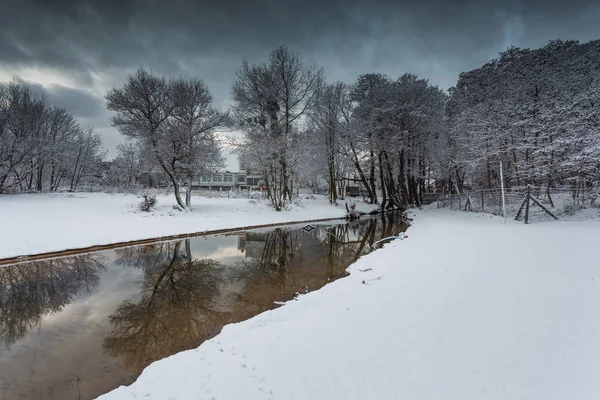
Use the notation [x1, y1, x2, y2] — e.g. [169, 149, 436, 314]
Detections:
[0, 213, 407, 400]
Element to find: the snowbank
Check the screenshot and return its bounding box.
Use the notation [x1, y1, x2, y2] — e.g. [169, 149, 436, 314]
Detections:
[0, 192, 375, 260]
[97, 207, 600, 400]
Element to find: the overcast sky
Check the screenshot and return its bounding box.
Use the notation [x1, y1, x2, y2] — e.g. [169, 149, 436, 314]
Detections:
[1, 0, 599, 161]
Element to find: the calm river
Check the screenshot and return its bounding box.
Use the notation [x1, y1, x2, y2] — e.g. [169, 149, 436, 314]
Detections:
[0, 213, 407, 400]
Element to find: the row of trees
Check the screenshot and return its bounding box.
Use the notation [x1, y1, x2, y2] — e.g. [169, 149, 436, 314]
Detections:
[7, 40, 597, 212]
[105, 48, 446, 213]
[230, 47, 447, 211]
[447, 40, 600, 204]
[232, 41, 598, 210]
[0, 83, 104, 193]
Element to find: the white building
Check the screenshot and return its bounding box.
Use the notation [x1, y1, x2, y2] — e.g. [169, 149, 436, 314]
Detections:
[192, 157, 263, 190]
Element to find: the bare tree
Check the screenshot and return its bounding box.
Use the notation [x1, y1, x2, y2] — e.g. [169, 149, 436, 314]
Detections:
[106, 69, 228, 209]
[0, 83, 46, 192]
[69, 127, 105, 190]
[232, 46, 324, 210]
[170, 79, 229, 208]
[105, 68, 185, 207]
[105, 140, 142, 189]
[44, 107, 80, 191]
[0, 82, 104, 193]
[307, 83, 348, 204]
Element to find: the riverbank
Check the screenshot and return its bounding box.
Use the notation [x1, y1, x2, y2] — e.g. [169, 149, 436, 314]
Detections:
[0, 192, 376, 260]
[97, 207, 600, 400]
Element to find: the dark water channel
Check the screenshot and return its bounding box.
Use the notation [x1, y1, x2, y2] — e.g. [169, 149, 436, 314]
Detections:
[0, 213, 407, 400]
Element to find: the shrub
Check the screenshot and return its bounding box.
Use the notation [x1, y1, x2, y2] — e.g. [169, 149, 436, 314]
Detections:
[562, 203, 585, 216]
[139, 195, 157, 212]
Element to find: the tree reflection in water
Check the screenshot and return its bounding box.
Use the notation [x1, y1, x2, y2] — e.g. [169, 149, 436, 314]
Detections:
[0, 253, 106, 347]
[103, 240, 225, 374]
[102, 213, 407, 374]
[0, 214, 407, 400]
[228, 213, 407, 317]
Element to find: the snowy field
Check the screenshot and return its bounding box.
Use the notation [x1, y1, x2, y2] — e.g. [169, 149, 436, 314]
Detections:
[97, 207, 600, 400]
[0, 192, 375, 260]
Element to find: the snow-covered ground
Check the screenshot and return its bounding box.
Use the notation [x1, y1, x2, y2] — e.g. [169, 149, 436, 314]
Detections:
[0, 192, 375, 260]
[97, 207, 600, 400]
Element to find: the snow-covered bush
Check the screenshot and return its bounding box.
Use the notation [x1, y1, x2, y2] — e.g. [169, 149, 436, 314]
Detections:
[293, 198, 305, 208]
[345, 202, 360, 219]
[139, 195, 157, 212]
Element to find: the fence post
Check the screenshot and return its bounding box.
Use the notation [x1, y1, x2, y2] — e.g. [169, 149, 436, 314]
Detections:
[525, 185, 531, 225]
[499, 162, 507, 222]
[529, 191, 559, 220]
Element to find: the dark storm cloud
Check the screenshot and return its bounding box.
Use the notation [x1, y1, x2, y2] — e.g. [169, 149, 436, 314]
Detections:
[1, 0, 600, 157]
[19, 79, 105, 119]
[3, 0, 600, 86]
[13, 79, 115, 152]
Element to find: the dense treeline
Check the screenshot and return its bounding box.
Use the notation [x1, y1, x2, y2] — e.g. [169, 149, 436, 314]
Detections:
[447, 40, 600, 204]
[0, 83, 104, 193]
[232, 41, 598, 212]
[231, 47, 446, 211]
[4, 40, 599, 213]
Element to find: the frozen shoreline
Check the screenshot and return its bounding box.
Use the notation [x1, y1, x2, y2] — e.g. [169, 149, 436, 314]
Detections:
[97, 207, 600, 400]
[0, 192, 376, 260]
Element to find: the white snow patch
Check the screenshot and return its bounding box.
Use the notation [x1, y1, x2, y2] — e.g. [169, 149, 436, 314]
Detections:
[0, 192, 375, 259]
[96, 207, 600, 400]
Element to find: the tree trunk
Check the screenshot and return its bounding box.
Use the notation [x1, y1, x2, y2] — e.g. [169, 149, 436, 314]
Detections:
[151, 139, 186, 210]
[281, 156, 292, 202]
[36, 163, 44, 192]
[397, 150, 409, 209]
[50, 162, 56, 192]
[26, 167, 34, 190]
[378, 151, 387, 210]
[546, 135, 555, 207]
[70, 147, 82, 191]
[405, 155, 417, 206]
[328, 154, 337, 204]
[185, 173, 193, 209]
[418, 150, 425, 205]
[0, 174, 7, 193]
[349, 142, 375, 203]
[382, 150, 401, 209]
[327, 131, 337, 204]
[369, 150, 377, 204]
[185, 239, 192, 261]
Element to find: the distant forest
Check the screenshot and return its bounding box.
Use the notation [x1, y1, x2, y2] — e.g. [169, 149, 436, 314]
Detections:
[2, 40, 598, 212]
